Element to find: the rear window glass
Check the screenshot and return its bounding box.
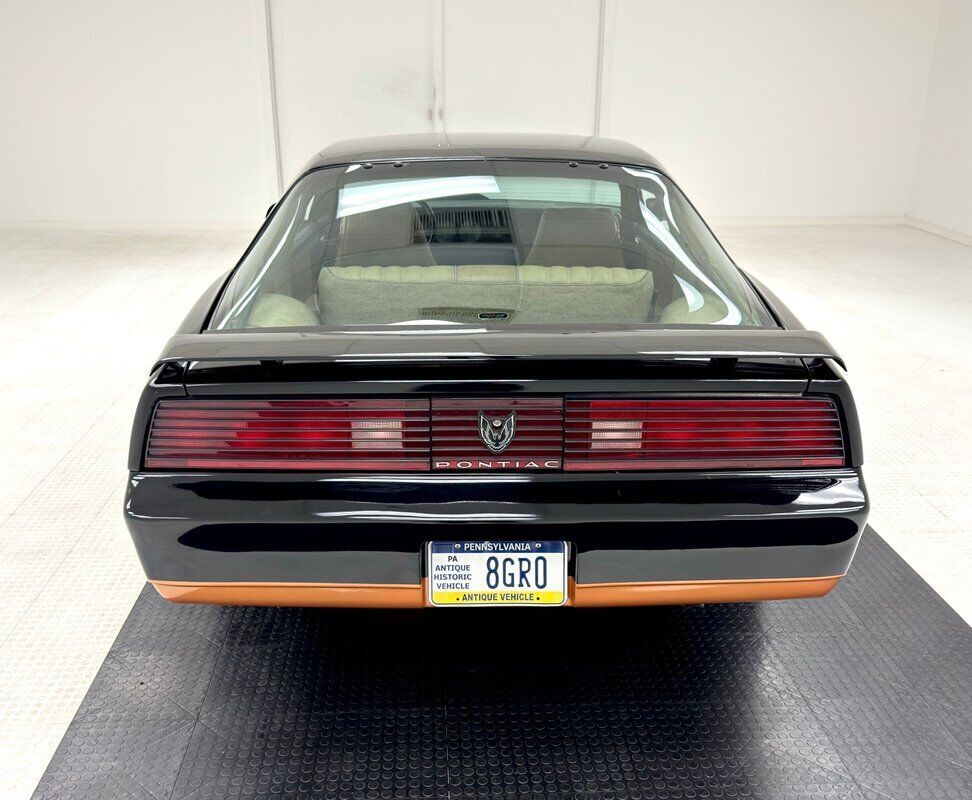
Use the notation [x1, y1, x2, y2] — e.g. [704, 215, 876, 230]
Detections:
[211, 160, 775, 330]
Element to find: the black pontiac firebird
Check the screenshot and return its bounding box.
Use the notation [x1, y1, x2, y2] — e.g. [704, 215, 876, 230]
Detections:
[125, 133, 868, 608]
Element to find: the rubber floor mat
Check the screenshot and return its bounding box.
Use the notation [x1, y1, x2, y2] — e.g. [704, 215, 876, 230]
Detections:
[33, 528, 972, 799]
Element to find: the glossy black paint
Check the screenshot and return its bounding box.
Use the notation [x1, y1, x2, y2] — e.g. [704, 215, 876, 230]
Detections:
[125, 137, 869, 596]
[153, 327, 846, 371]
[126, 469, 866, 585]
[174, 271, 229, 335]
[127, 354, 867, 592]
[298, 132, 668, 175]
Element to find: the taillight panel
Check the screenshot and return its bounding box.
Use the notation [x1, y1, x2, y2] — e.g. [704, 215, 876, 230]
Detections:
[144, 397, 845, 472]
[144, 399, 430, 470]
[564, 399, 845, 470]
[431, 397, 563, 469]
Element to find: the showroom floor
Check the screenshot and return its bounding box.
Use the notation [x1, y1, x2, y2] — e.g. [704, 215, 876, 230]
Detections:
[32, 529, 972, 800]
[0, 224, 969, 799]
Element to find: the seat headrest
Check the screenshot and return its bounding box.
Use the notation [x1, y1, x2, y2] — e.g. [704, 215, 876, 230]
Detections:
[333, 204, 435, 266]
[525, 207, 625, 267]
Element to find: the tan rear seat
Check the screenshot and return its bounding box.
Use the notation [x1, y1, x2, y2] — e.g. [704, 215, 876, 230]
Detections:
[317, 265, 654, 325]
[246, 293, 320, 328]
[658, 293, 729, 323]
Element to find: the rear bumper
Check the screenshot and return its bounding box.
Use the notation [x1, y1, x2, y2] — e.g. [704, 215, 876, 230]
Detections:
[126, 468, 867, 607]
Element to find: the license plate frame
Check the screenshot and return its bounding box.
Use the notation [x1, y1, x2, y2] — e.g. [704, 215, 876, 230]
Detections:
[426, 540, 568, 607]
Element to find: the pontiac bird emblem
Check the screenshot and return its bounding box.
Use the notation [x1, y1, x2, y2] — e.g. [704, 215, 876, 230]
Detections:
[479, 411, 516, 453]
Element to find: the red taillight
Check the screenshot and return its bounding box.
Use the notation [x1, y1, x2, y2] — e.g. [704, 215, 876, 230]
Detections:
[144, 399, 430, 470]
[144, 396, 846, 472]
[564, 399, 845, 471]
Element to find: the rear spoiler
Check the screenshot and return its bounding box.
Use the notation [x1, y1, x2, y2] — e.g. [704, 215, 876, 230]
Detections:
[154, 328, 845, 372]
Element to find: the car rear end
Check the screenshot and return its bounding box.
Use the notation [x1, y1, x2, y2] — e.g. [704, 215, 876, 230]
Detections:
[127, 341, 865, 608]
[124, 139, 867, 608]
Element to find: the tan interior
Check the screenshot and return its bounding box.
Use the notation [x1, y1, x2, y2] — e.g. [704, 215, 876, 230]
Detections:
[245, 266, 728, 328]
[316, 264, 654, 325]
[243, 203, 734, 328]
[333, 204, 435, 267]
[246, 292, 320, 328]
[242, 204, 724, 327]
[658, 293, 729, 324]
[525, 207, 625, 267]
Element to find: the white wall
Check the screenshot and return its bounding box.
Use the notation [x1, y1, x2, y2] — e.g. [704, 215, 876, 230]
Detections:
[442, 0, 600, 135]
[0, 0, 968, 229]
[909, 0, 972, 239]
[0, 0, 277, 226]
[271, 0, 439, 183]
[602, 0, 941, 219]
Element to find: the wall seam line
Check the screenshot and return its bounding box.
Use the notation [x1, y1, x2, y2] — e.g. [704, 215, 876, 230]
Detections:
[264, 0, 284, 194]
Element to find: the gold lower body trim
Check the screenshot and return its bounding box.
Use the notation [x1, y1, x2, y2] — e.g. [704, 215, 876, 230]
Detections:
[151, 574, 842, 608]
[570, 575, 842, 607]
[152, 581, 425, 608]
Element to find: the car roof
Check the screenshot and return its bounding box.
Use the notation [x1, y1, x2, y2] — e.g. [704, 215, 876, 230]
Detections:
[297, 133, 665, 176]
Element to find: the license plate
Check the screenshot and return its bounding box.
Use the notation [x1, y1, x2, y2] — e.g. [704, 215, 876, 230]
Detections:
[427, 541, 568, 606]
